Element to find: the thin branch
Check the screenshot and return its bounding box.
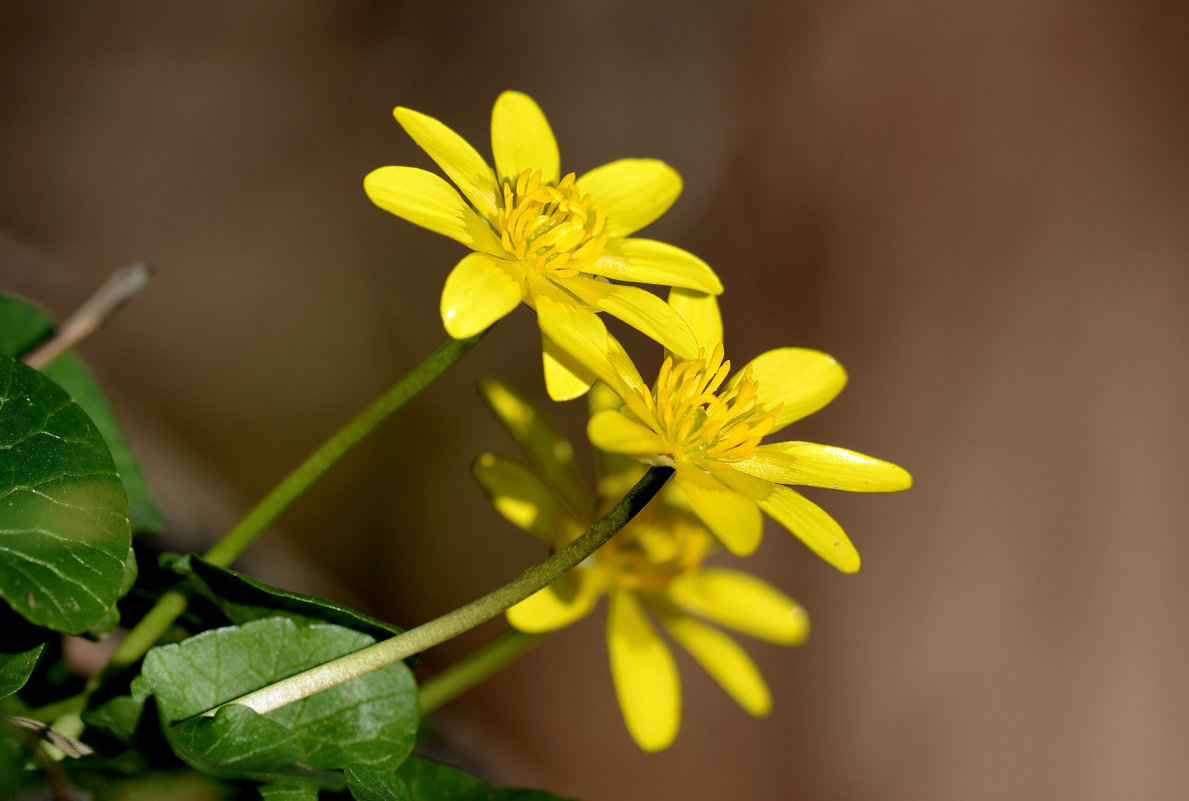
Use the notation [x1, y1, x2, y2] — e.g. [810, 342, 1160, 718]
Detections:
[23, 262, 153, 369]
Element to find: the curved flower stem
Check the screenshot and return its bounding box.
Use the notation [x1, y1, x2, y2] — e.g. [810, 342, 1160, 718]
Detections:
[418, 629, 544, 715]
[204, 465, 674, 719]
[100, 331, 487, 677]
[203, 331, 486, 566]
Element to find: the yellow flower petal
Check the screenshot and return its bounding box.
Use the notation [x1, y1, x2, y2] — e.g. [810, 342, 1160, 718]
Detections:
[440, 253, 523, 338]
[607, 591, 680, 752]
[668, 568, 809, 645]
[588, 409, 670, 456]
[508, 572, 602, 633]
[721, 472, 860, 573]
[393, 106, 500, 221]
[477, 378, 591, 518]
[589, 238, 723, 294]
[491, 91, 560, 186]
[364, 166, 505, 255]
[667, 288, 724, 354]
[672, 464, 762, 556]
[659, 613, 772, 717]
[587, 379, 625, 416]
[541, 334, 597, 401]
[472, 453, 578, 543]
[535, 297, 652, 416]
[578, 159, 683, 238]
[562, 275, 698, 360]
[728, 348, 848, 434]
[734, 442, 912, 492]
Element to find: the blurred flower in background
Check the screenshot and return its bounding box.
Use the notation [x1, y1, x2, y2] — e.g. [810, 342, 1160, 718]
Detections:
[474, 378, 808, 751]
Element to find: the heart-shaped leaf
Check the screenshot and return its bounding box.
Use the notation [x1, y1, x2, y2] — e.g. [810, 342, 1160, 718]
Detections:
[0, 294, 160, 534]
[0, 356, 132, 634]
[139, 617, 418, 776]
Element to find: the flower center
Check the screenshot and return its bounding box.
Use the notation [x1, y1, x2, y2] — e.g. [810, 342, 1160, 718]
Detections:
[644, 343, 781, 464]
[497, 169, 609, 279]
[597, 504, 710, 595]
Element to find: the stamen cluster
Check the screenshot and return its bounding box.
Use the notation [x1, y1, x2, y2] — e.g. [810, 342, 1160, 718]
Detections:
[596, 506, 710, 595]
[498, 169, 609, 279]
[644, 344, 781, 464]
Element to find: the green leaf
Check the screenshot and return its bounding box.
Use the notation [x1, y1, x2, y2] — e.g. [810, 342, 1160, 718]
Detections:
[81, 691, 148, 744]
[85, 545, 140, 637]
[0, 606, 49, 699]
[398, 756, 575, 801]
[0, 643, 44, 699]
[258, 781, 325, 801]
[0, 356, 132, 634]
[168, 704, 305, 776]
[171, 555, 402, 643]
[139, 618, 418, 775]
[0, 294, 161, 534]
[347, 764, 413, 801]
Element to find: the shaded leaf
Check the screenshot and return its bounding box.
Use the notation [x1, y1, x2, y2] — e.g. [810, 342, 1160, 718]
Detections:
[0, 607, 49, 699]
[139, 618, 418, 775]
[0, 356, 132, 634]
[399, 756, 575, 801]
[0, 294, 160, 534]
[347, 764, 414, 801]
[172, 555, 402, 643]
[81, 691, 148, 745]
[0, 643, 44, 699]
[167, 704, 305, 777]
[259, 781, 324, 800]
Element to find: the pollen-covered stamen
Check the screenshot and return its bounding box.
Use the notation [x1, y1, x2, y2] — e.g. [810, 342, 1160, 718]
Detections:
[497, 169, 609, 279]
[644, 344, 783, 464]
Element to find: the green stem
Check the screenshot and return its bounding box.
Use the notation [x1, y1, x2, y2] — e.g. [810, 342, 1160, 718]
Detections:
[102, 331, 486, 676]
[418, 629, 543, 714]
[203, 465, 673, 719]
[204, 331, 485, 567]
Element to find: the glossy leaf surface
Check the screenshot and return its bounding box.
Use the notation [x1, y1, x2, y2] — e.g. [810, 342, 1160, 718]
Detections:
[0, 356, 132, 633]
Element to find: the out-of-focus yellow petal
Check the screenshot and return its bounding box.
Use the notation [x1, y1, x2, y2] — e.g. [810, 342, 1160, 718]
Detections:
[659, 613, 771, 717]
[393, 106, 500, 221]
[440, 253, 523, 338]
[607, 591, 680, 752]
[728, 348, 848, 434]
[536, 297, 652, 416]
[577, 159, 683, 238]
[588, 409, 669, 456]
[667, 288, 723, 354]
[507, 572, 602, 633]
[668, 568, 809, 645]
[491, 91, 560, 186]
[472, 453, 578, 543]
[672, 464, 762, 556]
[477, 378, 591, 518]
[364, 166, 505, 255]
[721, 472, 860, 573]
[589, 238, 722, 294]
[562, 275, 698, 361]
[735, 442, 912, 492]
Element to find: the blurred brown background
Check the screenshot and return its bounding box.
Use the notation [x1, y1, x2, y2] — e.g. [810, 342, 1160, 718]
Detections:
[3, 1, 1188, 799]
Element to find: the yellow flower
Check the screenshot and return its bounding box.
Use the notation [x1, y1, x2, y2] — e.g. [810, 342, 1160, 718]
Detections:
[365, 91, 722, 400]
[473, 378, 809, 752]
[537, 290, 912, 572]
